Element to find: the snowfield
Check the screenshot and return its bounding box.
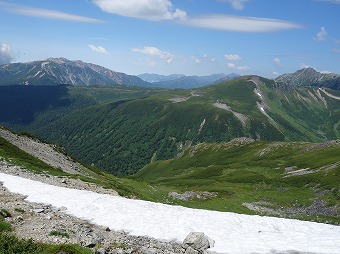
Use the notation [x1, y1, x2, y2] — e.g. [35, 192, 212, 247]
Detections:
[1, 172, 340, 254]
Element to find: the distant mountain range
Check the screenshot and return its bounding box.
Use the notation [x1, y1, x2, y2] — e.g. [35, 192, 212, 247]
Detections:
[1, 58, 339, 90]
[275, 67, 340, 90]
[0, 57, 151, 87]
[0, 58, 238, 89]
[138, 73, 239, 89]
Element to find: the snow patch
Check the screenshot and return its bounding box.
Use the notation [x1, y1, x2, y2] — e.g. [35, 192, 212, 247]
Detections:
[319, 88, 340, 101]
[213, 102, 248, 128]
[1, 173, 340, 254]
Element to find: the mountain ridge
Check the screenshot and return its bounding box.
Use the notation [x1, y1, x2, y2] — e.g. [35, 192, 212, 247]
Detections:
[0, 57, 152, 87]
[275, 67, 340, 90]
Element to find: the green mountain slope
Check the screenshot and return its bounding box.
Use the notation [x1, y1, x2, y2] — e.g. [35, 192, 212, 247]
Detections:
[1, 76, 339, 175]
[1, 125, 339, 224]
[133, 138, 340, 224]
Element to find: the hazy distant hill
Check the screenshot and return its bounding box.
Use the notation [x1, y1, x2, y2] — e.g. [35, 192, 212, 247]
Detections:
[138, 73, 238, 88]
[0, 58, 152, 87]
[276, 68, 340, 90]
[137, 73, 185, 83]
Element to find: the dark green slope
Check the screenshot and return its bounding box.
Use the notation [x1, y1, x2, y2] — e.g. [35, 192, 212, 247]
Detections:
[3, 76, 340, 175]
[21, 76, 339, 175]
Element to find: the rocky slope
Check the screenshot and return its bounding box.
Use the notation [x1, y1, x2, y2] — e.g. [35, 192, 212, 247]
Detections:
[0, 58, 152, 87]
[276, 67, 340, 90]
[0, 127, 87, 176]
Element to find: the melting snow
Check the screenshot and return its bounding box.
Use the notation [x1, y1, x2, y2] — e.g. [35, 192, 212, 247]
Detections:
[1, 173, 340, 254]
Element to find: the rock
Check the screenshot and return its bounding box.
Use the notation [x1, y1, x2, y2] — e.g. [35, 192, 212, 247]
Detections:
[32, 208, 45, 213]
[105, 227, 111, 232]
[183, 232, 214, 252]
[184, 246, 199, 254]
[96, 248, 106, 254]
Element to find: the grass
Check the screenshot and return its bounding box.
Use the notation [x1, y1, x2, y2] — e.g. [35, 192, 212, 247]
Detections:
[49, 230, 70, 238]
[14, 208, 25, 213]
[132, 139, 340, 224]
[0, 209, 11, 219]
[0, 233, 92, 254]
[0, 221, 12, 232]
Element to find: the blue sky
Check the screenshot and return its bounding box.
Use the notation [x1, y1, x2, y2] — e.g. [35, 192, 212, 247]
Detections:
[0, 0, 339, 77]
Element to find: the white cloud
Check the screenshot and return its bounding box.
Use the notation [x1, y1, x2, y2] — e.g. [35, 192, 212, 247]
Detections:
[227, 62, 249, 71]
[92, 0, 187, 21]
[224, 54, 242, 60]
[0, 2, 102, 23]
[88, 45, 109, 54]
[132, 46, 175, 63]
[272, 71, 279, 76]
[192, 56, 200, 63]
[300, 63, 311, 69]
[0, 43, 14, 64]
[183, 15, 301, 32]
[236, 65, 250, 71]
[227, 63, 236, 68]
[219, 0, 247, 10]
[273, 58, 281, 67]
[318, 0, 340, 4]
[314, 27, 327, 42]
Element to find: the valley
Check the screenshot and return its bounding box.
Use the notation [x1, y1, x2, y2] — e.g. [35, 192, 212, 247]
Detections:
[0, 58, 339, 254]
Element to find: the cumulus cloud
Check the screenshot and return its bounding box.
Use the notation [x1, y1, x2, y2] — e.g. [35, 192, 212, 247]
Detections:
[227, 62, 249, 71]
[183, 15, 301, 32]
[88, 45, 109, 54]
[273, 58, 281, 66]
[314, 27, 327, 42]
[219, 0, 247, 10]
[0, 43, 14, 65]
[224, 54, 242, 60]
[132, 46, 175, 63]
[92, 0, 187, 21]
[0, 2, 102, 23]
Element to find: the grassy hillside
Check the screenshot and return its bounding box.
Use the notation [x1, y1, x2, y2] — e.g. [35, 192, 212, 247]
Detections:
[133, 138, 340, 224]
[1, 76, 339, 175]
[1, 126, 339, 224]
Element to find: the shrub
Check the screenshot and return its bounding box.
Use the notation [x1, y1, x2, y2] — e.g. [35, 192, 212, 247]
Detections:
[0, 221, 13, 232]
[49, 230, 70, 238]
[0, 209, 12, 219]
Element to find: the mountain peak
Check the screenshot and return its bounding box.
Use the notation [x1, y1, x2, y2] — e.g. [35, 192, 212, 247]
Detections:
[45, 57, 70, 64]
[275, 67, 340, 90]
[0, 58, 152, 87]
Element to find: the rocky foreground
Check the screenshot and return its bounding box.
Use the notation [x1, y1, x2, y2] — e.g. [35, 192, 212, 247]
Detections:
[0, 161, 214, 254]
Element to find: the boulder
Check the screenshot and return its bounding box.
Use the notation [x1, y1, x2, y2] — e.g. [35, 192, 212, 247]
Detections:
[185, 246, 199, 254]
[182, 232, 214, 252]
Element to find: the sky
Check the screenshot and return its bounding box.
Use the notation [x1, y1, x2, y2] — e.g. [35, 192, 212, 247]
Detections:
[0, 0, 339, 77]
